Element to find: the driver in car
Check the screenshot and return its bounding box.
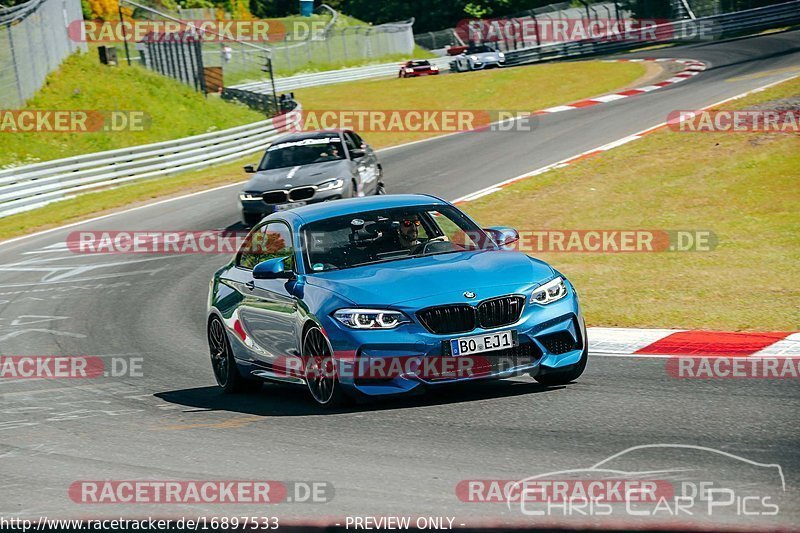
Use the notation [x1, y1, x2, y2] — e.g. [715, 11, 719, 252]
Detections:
[317, 145, 341, 162]
[397, 216, 422, 250]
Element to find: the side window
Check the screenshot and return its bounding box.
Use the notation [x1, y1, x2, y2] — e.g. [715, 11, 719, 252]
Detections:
[237, 222, 295, 271]
[350, 132, 365, 148]
[343, 133, 358, 153]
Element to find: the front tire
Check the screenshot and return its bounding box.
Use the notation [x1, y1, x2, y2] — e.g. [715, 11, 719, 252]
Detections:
[533, 343, 588, 386]
[375, 166, 386, 195]
[302, 326, 348, 407]
[208, 316, 260, 393]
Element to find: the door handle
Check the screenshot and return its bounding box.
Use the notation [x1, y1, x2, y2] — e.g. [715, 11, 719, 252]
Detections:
[245, 280, 255, 291]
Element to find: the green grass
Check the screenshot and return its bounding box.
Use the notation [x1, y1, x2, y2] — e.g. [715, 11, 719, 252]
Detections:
[293, 60, 646, 148]
[0, 59, 646, 240]
[1, 50, 264, 167]
[462, 77, 800, 331]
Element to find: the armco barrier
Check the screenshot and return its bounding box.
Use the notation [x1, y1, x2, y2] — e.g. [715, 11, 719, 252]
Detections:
[0, 108, 301, 217]
[503, 0, 800, 66]
[233, 57, 453, 94]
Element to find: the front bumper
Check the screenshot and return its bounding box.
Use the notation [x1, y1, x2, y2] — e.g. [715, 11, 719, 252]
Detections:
[471, 60, 505, 70]
[322, 292, 584, 397]
[240, 189, 344, 220]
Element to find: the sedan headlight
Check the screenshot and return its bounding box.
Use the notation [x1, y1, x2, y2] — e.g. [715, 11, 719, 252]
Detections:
[530, 277, 568, 305]
[333, 309, 410, 329]
[317, 178, 345, 192]
[239, 192, 262, 201]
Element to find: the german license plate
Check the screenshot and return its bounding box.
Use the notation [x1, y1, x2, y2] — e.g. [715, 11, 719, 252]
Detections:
[448, 330, 518, 356]
[275, 201, 306, 211]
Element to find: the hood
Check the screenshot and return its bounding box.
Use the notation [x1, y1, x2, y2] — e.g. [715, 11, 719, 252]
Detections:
[243, 159, 351, 192]
[471, 52, 501, 61]
[305, 250, 555, 308]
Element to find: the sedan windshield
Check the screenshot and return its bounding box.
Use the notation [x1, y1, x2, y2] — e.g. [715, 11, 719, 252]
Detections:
[259, 137, 345, 170]
[468, 45, 495, 54]
[302, 205, 495, 272]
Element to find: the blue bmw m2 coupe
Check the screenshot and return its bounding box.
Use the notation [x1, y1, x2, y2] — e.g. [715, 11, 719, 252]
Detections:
[207, 194, 587, 406]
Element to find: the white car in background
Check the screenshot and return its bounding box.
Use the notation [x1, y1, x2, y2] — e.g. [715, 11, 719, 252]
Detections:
[450, 44, 506, 72]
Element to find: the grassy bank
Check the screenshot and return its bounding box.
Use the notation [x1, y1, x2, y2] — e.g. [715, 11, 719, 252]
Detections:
[1, 51, 263, 168]
[462, 77, 800, 331]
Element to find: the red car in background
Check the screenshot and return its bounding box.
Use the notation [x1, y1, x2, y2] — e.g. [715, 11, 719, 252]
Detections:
[399, 59, 440, 78]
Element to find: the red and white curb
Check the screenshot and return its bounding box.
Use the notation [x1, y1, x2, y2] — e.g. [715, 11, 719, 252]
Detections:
[535, 58, 707, 114]
[588, 328, 800, 358]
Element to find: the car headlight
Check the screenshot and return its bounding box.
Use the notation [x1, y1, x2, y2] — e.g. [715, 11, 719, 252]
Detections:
[239, 192, 262, 201]
[530, 277, 568, 305]
[317, 178, 345, 192]
[498, 52, 505, 59]
[470, 55, 479, 61]
[333, 309, 410, 329]
[405, 68, 414, 73]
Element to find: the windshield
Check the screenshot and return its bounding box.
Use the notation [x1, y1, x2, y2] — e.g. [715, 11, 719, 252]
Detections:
[409, 60, 430, 66]
[259, 137, 345, 170]
[468, 45, 494, 54]
[302, 205, 495, 272]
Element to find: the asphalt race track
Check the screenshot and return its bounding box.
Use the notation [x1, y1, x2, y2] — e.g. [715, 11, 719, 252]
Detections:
[1, 30, 798, 528]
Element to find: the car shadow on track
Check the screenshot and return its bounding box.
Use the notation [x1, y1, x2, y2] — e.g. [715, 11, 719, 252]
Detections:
[155, 379, 564, 417]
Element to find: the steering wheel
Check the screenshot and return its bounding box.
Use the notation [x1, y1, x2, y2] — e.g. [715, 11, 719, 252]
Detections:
[411, 236, 448, 256]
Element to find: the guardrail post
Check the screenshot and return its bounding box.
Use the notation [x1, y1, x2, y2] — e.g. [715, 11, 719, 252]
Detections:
[193, 37, 206, 94]
[326, 36, 332, 63]
[23, 15, 40, 87]
[6, 23, 24, 106]
[118, 2, 131, 65]
[284, 37, 292, 71]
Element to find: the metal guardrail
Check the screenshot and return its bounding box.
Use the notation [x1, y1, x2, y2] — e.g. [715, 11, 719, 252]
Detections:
[0, 107, 301, 217]
[503, 0, 800, 66]
[234, 56, 453, 93]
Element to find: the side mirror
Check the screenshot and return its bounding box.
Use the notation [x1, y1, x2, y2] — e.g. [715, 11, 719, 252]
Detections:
[349, 148, 366, 159]
[243, 164, 257, 173]
[253, 257, 293, 280]
[483, 226, 520, 249]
